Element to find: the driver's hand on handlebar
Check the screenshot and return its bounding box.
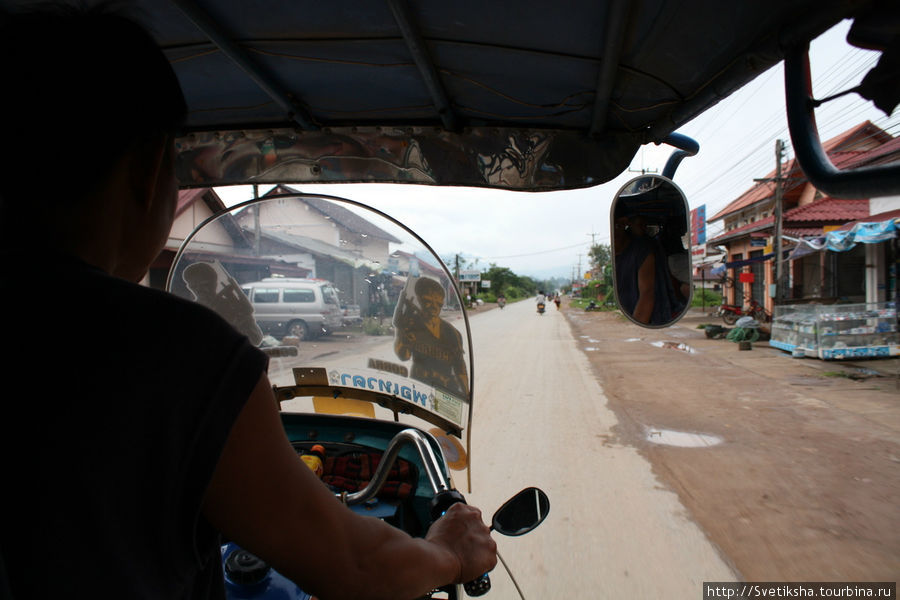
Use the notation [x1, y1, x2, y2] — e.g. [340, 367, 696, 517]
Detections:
[424, 503, 497, 583]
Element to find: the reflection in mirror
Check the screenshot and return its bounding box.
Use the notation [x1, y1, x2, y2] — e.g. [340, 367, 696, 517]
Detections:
[611, 175, 692, 327]
[492, 487, 550, 537]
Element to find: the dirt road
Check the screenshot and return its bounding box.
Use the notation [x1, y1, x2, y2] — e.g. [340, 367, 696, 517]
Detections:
[463, 299, 736, 599]
[562, 300, 900, 582]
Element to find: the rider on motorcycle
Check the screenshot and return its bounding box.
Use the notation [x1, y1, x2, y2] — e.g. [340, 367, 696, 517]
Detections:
[536, 291, 547, 314]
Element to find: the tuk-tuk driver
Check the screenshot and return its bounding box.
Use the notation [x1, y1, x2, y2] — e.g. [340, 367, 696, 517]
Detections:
[0, 5, 495, 600]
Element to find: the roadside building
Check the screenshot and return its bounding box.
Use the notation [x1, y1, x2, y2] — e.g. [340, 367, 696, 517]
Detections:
[706, 121, 900, 312]
[147, 186, 402, 320]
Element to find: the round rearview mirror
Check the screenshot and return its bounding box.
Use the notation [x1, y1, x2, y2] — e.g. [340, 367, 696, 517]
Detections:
[491, 487, 550, 537]
[610, 175, 692, 327]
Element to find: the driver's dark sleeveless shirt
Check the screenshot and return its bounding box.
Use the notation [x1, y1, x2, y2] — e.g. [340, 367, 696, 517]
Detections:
[0, 252, 268, 599]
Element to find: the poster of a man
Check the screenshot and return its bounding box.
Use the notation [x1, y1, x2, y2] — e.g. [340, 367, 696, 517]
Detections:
[393, 277, 469, 398]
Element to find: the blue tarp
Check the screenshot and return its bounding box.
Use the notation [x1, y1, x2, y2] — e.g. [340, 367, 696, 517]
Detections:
[705, 218, 898, 268]
[784, 218, 898, 258]
[826, 219, 898, 252]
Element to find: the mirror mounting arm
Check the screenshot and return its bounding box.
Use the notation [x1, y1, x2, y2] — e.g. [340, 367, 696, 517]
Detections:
[784, 45, 900, 198]
[661, 133, 700, 180]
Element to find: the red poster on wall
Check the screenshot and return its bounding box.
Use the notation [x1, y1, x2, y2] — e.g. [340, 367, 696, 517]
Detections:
[739, 272, 755, 283]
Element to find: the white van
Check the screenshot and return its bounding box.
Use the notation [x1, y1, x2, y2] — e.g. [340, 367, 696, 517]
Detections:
[241, 278, 344, 341]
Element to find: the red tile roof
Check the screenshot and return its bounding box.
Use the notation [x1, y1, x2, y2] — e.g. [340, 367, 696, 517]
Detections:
[708, 121, 896, 222]
[707, 197, 871, 245]
[783, 197, 869, 223]
[707, 215, 774, 244]
[820, 121, 892, 152]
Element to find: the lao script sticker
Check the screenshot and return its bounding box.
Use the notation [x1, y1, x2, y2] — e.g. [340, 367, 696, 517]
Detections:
[328, 368, 466, 428]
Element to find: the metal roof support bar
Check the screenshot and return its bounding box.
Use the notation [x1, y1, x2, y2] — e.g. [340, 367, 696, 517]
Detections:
[387, 0, 459, 131]
[170, 0, 318, 130]
[784, 45, 900, 198]
[589, 0, 630, 138]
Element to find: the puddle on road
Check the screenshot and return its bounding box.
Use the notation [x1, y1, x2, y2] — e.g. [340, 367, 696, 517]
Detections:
[584, 347, 598, 351]
[646, 428, 722, 447]
[624, 338, 642, 342]
[853, 367, 882, 378]
[650, 341, 697, 353]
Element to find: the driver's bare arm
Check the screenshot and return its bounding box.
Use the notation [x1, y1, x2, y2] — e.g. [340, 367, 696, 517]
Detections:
[633, 252, 656, 324]
[202, 374, 496, 600]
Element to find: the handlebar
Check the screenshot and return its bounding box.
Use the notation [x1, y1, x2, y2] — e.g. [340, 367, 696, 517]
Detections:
[334, 428, 491, 596]
[337, 428, 451, 505]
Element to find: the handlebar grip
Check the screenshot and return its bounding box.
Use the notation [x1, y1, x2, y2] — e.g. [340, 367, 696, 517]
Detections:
[464, 573, 491, 596]
[429, 490, 492, 597]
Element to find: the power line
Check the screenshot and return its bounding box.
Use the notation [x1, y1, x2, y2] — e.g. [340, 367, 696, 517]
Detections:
[474, 240, 593, 260]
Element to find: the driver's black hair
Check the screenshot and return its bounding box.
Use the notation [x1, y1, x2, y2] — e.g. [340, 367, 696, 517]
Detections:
[0, 2, 186, 214]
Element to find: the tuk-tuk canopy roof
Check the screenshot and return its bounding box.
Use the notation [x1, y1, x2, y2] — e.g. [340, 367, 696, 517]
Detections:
[1, 0, 882, 191]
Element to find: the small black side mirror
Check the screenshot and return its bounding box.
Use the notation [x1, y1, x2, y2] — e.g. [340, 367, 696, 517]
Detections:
[610, 174, 693, 327]
[491, 487, 550, 536]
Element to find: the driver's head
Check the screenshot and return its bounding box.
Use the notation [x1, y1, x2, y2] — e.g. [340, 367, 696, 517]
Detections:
[0, 4, 187, 217]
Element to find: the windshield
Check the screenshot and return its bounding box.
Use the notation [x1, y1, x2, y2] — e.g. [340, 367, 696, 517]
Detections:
[166, 192, 474, 445]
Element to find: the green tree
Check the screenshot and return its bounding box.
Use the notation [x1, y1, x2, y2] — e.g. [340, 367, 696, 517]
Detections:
[586, 243, 613, 298]
[588, 243, 612, 273]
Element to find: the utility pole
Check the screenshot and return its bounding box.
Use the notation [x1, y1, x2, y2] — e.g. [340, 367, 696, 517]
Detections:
[754, 140, 786, 305]
[773, 139, 785, 303]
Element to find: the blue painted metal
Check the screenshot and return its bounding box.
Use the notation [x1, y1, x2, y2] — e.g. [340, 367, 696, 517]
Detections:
[784, 46, 900, 198]
[222, 543, 311, 600]
[661, 132, 699, 180]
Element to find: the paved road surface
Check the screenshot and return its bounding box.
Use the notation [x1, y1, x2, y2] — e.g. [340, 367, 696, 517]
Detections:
[462, 299, 736, 599]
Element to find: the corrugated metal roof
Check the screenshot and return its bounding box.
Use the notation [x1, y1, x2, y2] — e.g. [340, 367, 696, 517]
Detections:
[266, 185, 403, 243]
[263, 229, 382, 270]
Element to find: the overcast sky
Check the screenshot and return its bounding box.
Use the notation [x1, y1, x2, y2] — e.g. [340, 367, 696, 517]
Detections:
[216, 20, 899, 280]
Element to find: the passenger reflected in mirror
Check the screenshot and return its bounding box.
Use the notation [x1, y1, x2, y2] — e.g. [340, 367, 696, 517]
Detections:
[611, 175, 692, 327]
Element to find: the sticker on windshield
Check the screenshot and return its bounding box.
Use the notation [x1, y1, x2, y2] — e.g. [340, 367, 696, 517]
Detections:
[392, 276, 469, 398]
[182, 260, 263, 345]
[432, 389, 463, 424]
[328, 368, 466, 428]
